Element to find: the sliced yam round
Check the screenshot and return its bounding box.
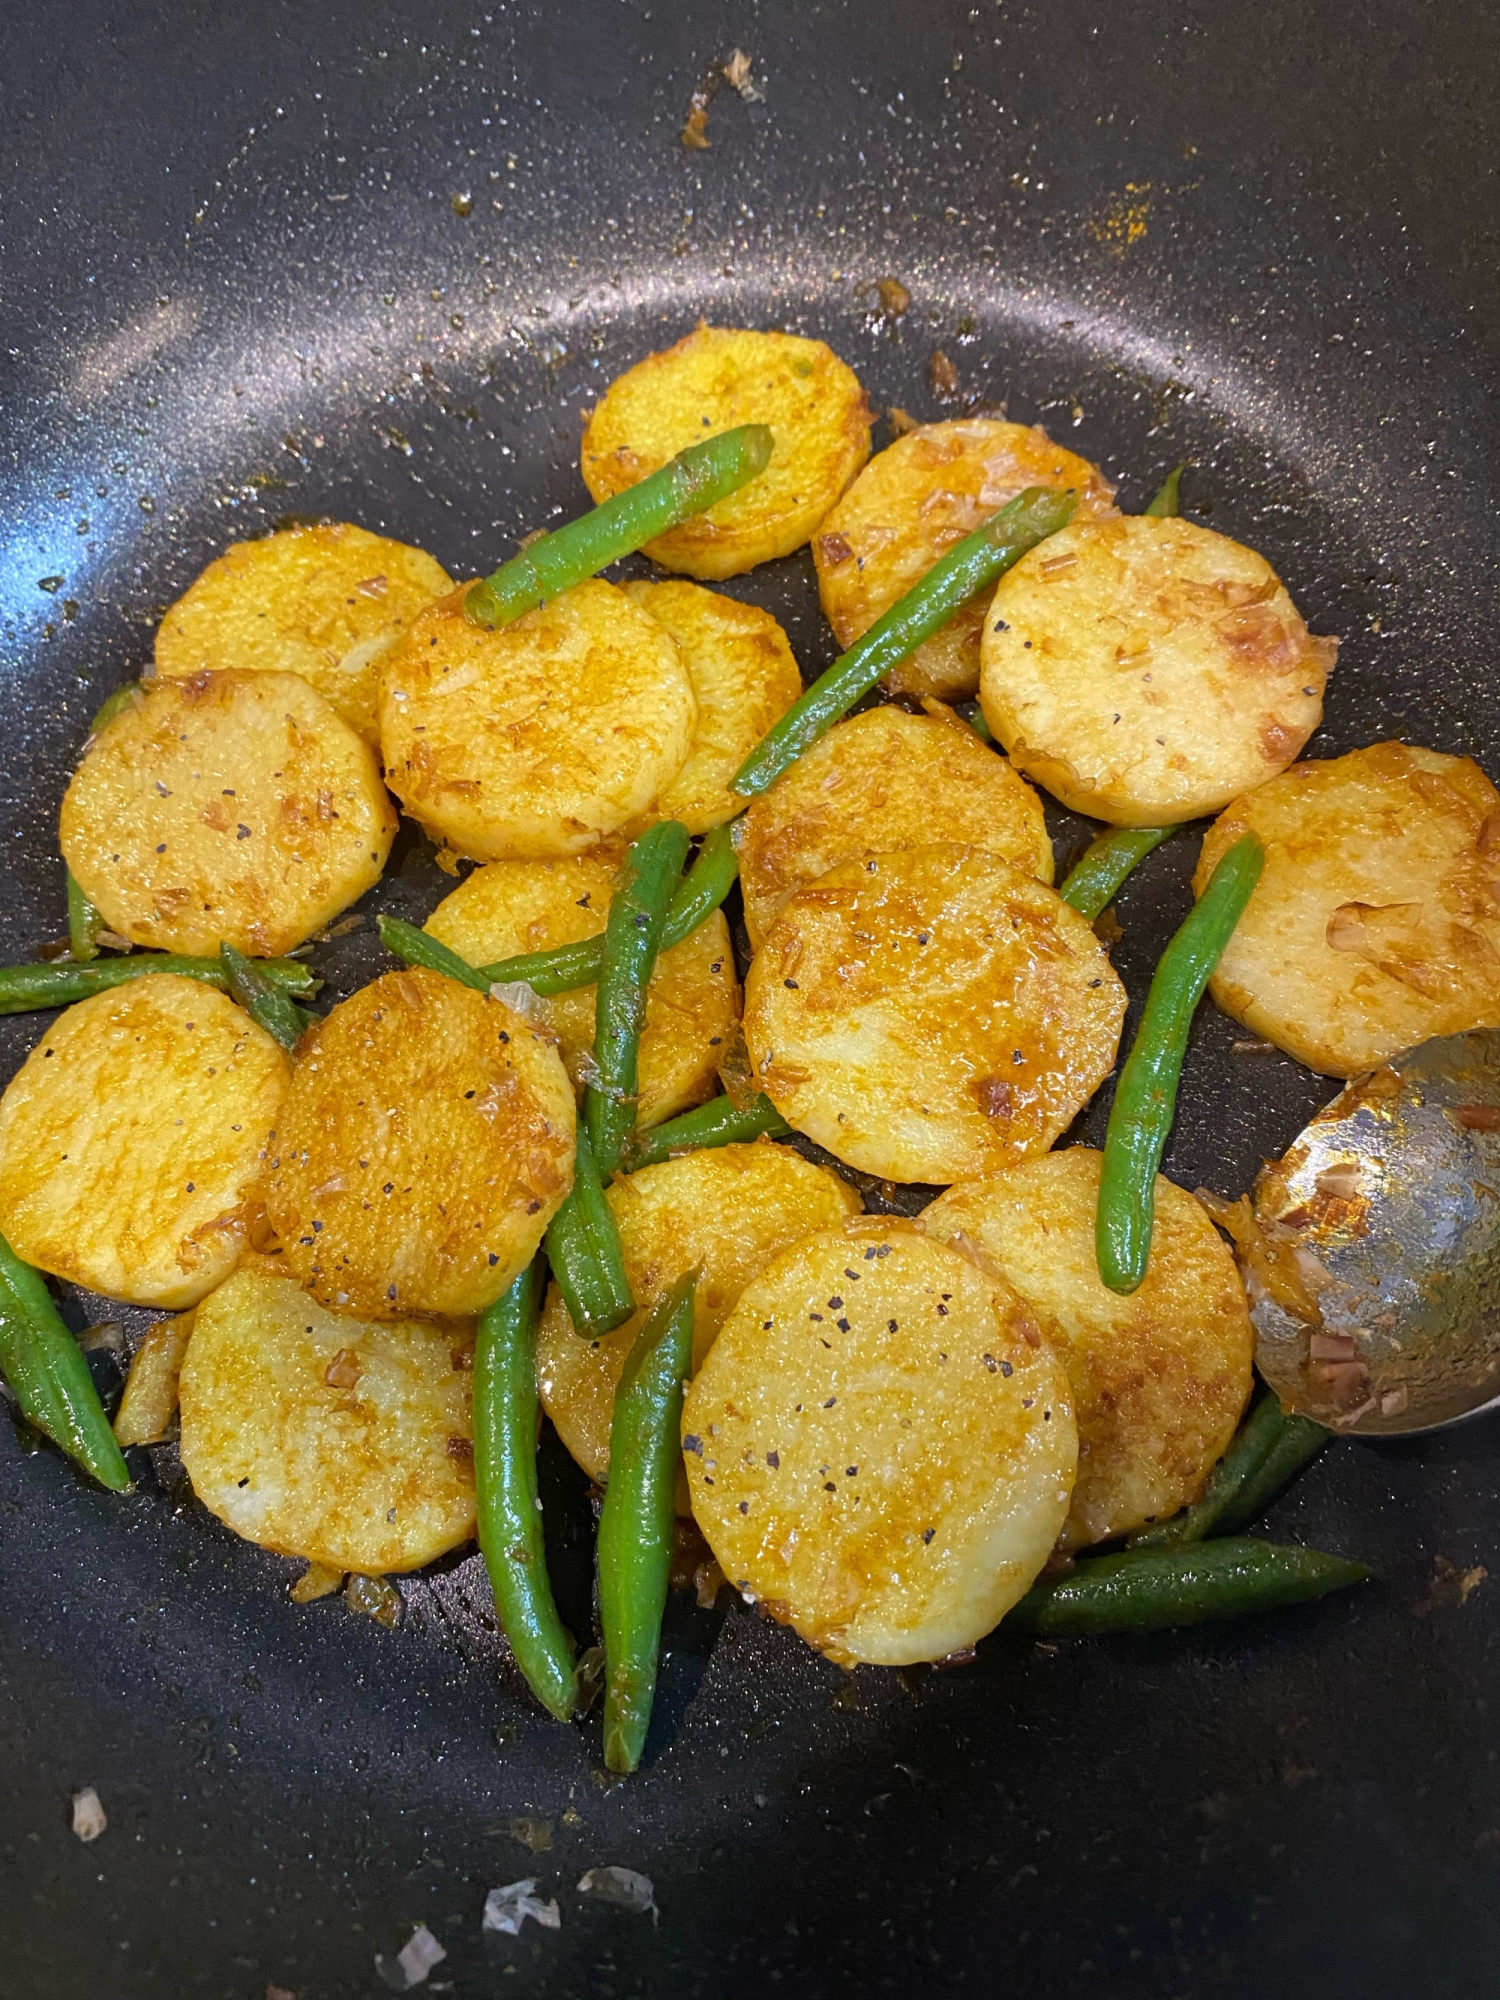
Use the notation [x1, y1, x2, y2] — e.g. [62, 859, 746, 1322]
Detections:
[924, 1149, 1254, 1550]
[535, 1142, 862, 1490]
[179, 1267, 476, 1574]
[978, 515, 1337, 825]
[682, 1222, 1076, 1667]
[60, 668, 396, 958]
[619, 580, 803, 832]
[734, 705, 1054, 951]
[154, 521, 453, 744]
[580, 324, 871, 579]
[379, 578, 696, 860]
[814, 419, 1118, 700]
[743, 844, 1126, 1186]
[0, 975, 288, 1309]
[264, 968, 574, 1319]
[1195, 742, 1500, 1077]
[424, 852, 739, 1129]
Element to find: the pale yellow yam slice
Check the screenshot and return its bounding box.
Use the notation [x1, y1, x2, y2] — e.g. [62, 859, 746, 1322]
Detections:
[580, 324, 871, 579]
[814, 419, 1118, 700]
[743, 845, 1125, 1185]
[978, 515, 1337, 825]
[536, 1142, 861, 1489]
[154, 522, 453, 743]
[620, 580, 803, 832]
[925, 1150, 1253, 1550]
[735, 705, 1054, 951]
[380, 578, 696, 860]
[683, 1224, 1075, 1666]
[0, 976, 287, 1309]
[1195, 742, 1500, 1076]
[264, 969, 574, 1318]
[113, 1311, 195, 1447]
[60, 669, 396, 958]
[424, 853, 739, 1129]
[179, 1268, 476, 1573]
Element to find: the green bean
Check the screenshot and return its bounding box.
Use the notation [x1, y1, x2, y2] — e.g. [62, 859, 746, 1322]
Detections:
[219, 945, 313, 1050]
[65, 873, 104, 963]
[1214, 1407, 1331, 1534]
[374, 915, 490, 993]
[966, 706, 994, 744]
[1129, 1388, 1285, 1548]
[1143, 465, 1185, 518]
[1005, 1537, 1368, 1637]
[0, 952, 318, 1016]
[730, 487, 1076, 799]
[473, 1258, 577, 1721]
[544, 1125, 635, 1338]
[0, 1232, 131, 1491]
[1096, 834, 1265, 1294]
[622, 1092, 792, 1171]
[1058, 827, 1173, 923]
[598, 1271, 697, 1773]
[86, 679, 143, 738]
[465, 427, 774, 630]
[586, 820, 692, 1178]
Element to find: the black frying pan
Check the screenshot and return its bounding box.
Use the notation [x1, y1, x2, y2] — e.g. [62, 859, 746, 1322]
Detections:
[4, 3, 1500, 1994]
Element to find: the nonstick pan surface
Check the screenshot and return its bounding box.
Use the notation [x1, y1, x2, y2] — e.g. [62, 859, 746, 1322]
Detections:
[3, 3, 1500, 1995]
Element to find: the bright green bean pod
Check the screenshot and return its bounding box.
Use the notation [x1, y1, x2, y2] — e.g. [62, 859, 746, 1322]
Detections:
[0, 1233, 131, 1491]
[544, 1125, 634, 1338]
[730, 487, 1076, 799]
[0, 952, 318, 1016]
[219, 944, 311, 1050]
[1096, 834, 1265, 1294]
[1214, 1408, 1331, 1533]
[1006, 1537, 1368, 1636]
[473, 1259, 577, 1721]
[598, 1271, 697, 1773]
[1129, 1388, 1286, 1548]
[1143, 465, 1185, 518]
[1058, 827, 1173, 922]
[374, 915, 491, 992]
[65, 874, 104, 962]
[622, 1092, 791, 1171]
[465, 427, 774, 630]
[586, 820, 692, 1178]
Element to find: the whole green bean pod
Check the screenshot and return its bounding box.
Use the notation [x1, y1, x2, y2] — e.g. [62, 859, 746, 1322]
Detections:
[1129, 1389, 1287, 1548]
[1006, 1537, 1368, 1637]
[622, 1092, 791, 1171]
[219, 944, 312, 1050]
[1143, 465, 1185, 518]
[0, 952, 318, 1016]
[544, 1125, 635, 1338]
[598, 1271, 697, 1774]
[1214, 1407, 1331, 1534]
[0, 1233, 131, 1491]
[1096, 834, 1265, 1294]
[473, 1258, 577, 1721]
[65, 874, 105, 963]
[465, 427, 774, 630]
[730, 487, 1076, 799]
[586, 820, 692, 1178]
[1058, 827, 1173, 923]
[374, 916, 491, 993]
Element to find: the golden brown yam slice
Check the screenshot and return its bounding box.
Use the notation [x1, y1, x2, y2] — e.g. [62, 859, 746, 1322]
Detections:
[580, 325, 871, 579]
[536, 1142, 861, 1489]
[979, 516, 1337, 825]
[814, 419, 1118, 700]
[619, 580, 803, 832]
[60, 669, 396, 958]
[154, 521, 453, 743]
[424, 852, 739, 1129]
[1195, 742, 1500, 1076]
[925, 1150, 1254, 1549]
[264, 969, 574, 1318]
[0, 976, 288, 1309]
[735, 705, 1054, 950]
[179, 1268, 476, 1574]
[683, 1222, 1076, 1666]
[379, 578, 695, 860]
[743, 845, 1125, 1185]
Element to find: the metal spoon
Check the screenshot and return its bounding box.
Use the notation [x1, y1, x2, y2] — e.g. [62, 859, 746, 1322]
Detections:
[1244, 1029, 1500, 1437]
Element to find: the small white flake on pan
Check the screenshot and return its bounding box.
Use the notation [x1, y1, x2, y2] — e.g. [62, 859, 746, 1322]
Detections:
[70, 1787, 107, 1842]
[374, 1923, 447, 1990]
[483, 1878, 562, 1936]
[577, 1865, 657, 1918]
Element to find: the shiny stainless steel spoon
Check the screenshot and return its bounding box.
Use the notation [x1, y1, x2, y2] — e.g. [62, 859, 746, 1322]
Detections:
[1243, 1029, 1500, 1436]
